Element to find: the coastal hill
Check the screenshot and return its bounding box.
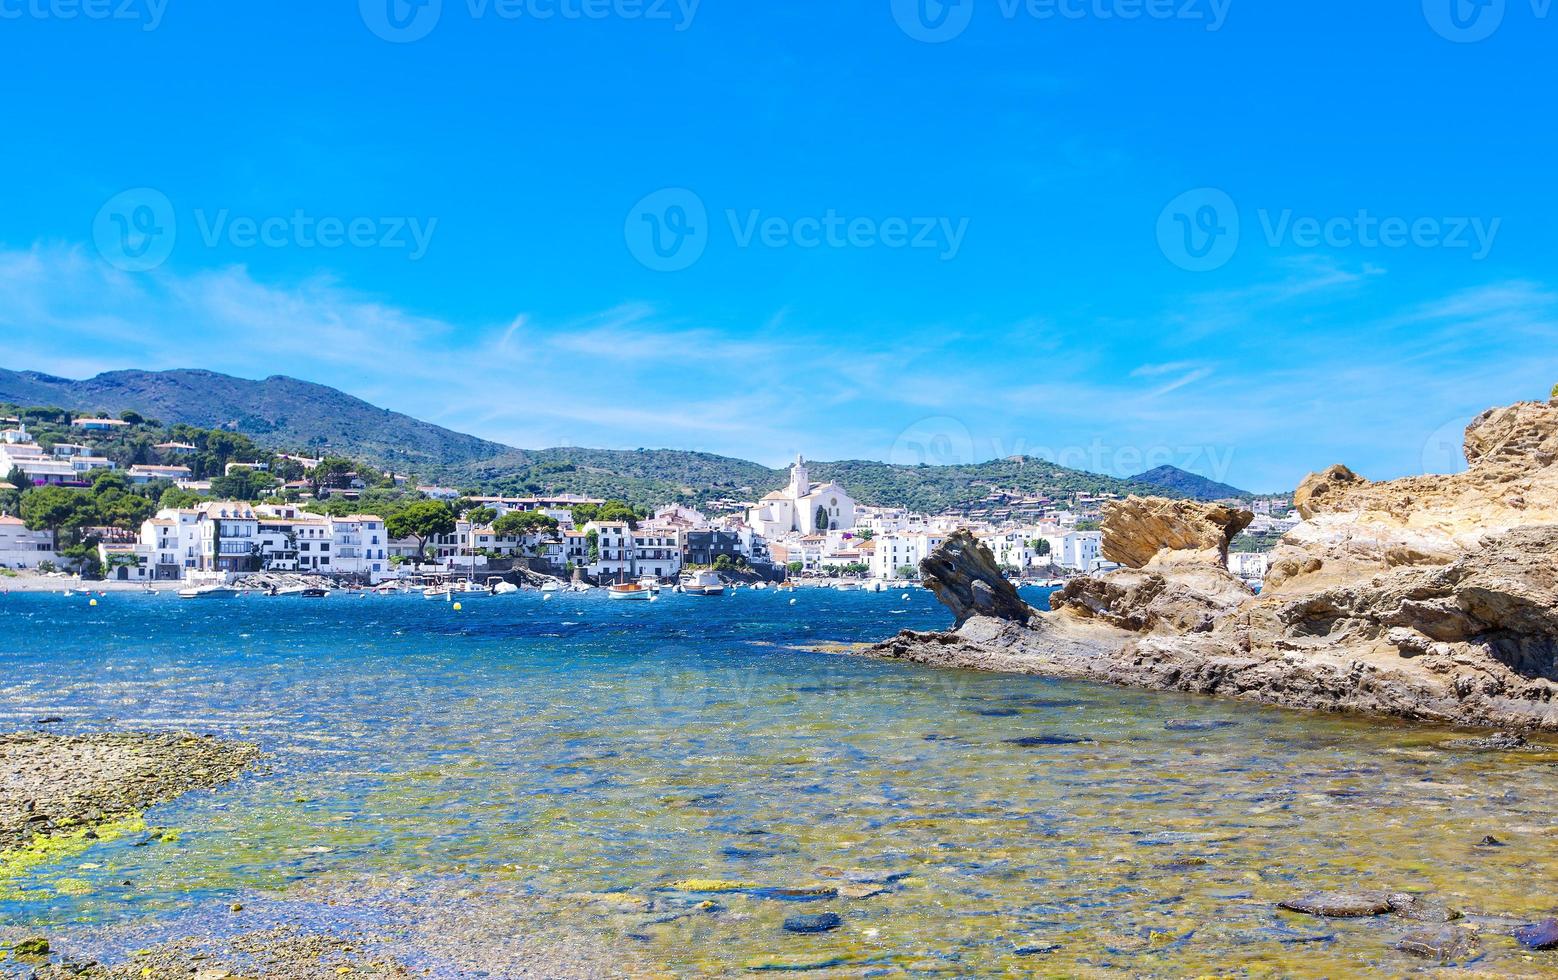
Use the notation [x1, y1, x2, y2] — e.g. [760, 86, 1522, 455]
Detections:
[0, 367, 1235, 510]
[1130, 464, 1251, 501]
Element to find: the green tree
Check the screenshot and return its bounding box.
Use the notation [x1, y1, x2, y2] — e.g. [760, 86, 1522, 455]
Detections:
[119, 410, 146, 425]
[211, 468, 276, 501]
[786, 561, 804, 573]
[385, 500, 455, 559]
[466, 506, 499, 527]
[816, 506, 830, 532]
[896, 565, 919, 579]
[158, 485, 206, 510]
[21, 486, 92, 550]
[309, 456, 355, 495]
[493, 511, 559, 537]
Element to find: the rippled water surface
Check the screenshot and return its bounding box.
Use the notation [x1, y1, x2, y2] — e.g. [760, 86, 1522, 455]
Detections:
[3, 588, 1558, 977]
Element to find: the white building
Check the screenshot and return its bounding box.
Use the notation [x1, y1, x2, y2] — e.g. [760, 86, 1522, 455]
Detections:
[582, 521, 682, 581]
[1229, 551, 1270, 582]
[748, 456, 856, 539]
[128, 464, 194, 485]
[0, 514, 57, 569]
[868, 530, 947, 580]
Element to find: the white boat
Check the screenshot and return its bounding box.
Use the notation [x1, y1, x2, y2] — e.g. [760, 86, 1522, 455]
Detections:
[607, 582, 653, 601]
[539, 580, 563, 593]
[833, 581, 860, 592]
[177, 585, 234, 599]
[638, 575, 662, 595]
[680, 570, 725, 597]
[491, 581, 520, 595]
[423, 586, 452, 601]
[864, 580, 888, 593]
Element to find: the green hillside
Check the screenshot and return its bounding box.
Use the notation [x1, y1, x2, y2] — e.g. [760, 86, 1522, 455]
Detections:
[0, 368, 1222, 511]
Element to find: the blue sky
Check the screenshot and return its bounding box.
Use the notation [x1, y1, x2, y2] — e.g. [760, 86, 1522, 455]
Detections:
[2, 1, 1555, 492]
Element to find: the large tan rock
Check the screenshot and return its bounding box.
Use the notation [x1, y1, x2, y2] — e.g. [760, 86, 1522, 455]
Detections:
[1294, 464, 1370, 519]
[1050, 564, 1252, 635]
[1100, 496, 1254, 569]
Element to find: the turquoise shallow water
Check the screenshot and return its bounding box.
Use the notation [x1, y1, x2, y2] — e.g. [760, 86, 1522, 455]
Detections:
[3, 588, 1558, 977]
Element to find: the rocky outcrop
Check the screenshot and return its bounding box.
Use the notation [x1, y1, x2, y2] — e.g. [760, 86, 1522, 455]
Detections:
[1293, 464, 1370, 519]
[863, 393, 1558, 731]
[1050, 564, 1252, 635]
[918, 530, 1036, 627]
[1099, 496, 1253, 568]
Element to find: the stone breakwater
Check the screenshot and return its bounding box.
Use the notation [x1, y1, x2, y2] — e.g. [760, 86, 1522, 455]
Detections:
[866, 395, 1558, 730]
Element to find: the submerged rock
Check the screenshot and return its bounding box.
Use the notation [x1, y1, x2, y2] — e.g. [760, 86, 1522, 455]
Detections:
[1164, 719, 1237, 732]
[1278, 892, 1393, 918]
[1476, 835, 1506, 848]
[1513, 918, 1558, 950]
[1442, 732, 1529, 752]
[1005, 735, 1089, 747]
[1394, 925, 1479, 961]
[1387, 893, 1463, 923]
[782, 913, 842, 934]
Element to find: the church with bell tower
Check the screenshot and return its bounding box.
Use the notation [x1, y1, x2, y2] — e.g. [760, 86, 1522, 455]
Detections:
[746, 455, 858, 539]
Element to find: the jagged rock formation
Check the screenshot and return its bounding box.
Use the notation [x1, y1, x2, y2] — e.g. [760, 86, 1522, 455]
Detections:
[1050, 564, 1252, 635]
[1100, 496, 1253, 568]
[918, 530, 1037, 627]
[867, 394, 1558, 730]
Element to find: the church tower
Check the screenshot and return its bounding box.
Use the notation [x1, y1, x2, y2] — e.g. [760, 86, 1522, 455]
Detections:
[789, 454, 810, 495]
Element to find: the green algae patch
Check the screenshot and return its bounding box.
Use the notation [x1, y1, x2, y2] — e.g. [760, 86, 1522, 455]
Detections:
[0, 815, 146, 901]
[666, 878, 754, 892]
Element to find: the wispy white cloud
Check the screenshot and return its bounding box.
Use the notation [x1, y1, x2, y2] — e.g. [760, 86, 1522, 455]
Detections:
[2, 244, 1555, 491]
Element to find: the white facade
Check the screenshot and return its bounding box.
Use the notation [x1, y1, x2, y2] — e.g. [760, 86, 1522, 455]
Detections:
[748, 456, 856, 539]
[0, 515, 57, 569]
[582, 521, 682, 581]
[868, 531, 946, 580]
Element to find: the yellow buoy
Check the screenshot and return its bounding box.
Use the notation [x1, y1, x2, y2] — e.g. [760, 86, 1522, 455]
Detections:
[89, 598, 98, 607]
[453, 602, 463, 611]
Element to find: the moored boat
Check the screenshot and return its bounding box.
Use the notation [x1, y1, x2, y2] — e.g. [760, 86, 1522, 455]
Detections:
[607, 582, 653, 601]
[680, 569, 725, 597]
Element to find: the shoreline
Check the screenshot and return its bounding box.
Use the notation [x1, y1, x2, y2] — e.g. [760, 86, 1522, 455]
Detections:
[862, 614, 1558, 733]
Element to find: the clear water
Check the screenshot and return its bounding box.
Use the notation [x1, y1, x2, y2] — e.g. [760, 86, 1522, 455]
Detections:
[2, 589, 1557, 977]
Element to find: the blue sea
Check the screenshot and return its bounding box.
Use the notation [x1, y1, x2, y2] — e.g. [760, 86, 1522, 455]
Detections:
[2, 588, 1556, 976]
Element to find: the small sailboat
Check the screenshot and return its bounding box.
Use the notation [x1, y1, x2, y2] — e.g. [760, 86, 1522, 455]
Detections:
[607, 582, 653, 601]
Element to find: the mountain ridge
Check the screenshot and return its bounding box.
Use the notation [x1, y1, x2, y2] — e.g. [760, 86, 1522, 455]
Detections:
[1131, 464, 1252, 500]
[0, 367, 1238, 510]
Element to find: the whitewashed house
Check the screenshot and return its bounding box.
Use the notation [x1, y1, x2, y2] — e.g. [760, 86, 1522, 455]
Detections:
[0, 515, 57, 569]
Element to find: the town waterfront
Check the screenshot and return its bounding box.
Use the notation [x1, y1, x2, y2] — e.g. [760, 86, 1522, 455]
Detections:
[4, 589, 1557, 977]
